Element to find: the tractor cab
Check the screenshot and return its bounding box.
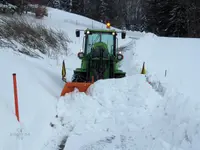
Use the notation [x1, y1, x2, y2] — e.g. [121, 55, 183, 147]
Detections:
[76, 29, 126, 58]
[84, 30, 116, 55]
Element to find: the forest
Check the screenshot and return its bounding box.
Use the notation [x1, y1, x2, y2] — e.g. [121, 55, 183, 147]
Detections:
[1, 0, 200, 38]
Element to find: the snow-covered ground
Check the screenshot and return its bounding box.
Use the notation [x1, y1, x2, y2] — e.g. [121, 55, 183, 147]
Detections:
[0, 7, 200, 150]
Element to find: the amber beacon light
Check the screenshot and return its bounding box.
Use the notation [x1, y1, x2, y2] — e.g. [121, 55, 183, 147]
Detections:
[106, 22, 111, 29]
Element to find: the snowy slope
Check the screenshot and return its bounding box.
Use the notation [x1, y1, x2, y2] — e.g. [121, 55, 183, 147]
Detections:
[0, 7, 200, 150]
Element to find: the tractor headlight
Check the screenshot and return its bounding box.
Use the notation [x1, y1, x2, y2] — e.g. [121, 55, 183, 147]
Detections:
[86, 31, 90, 34]
[117, 53, 123, 61]
[78, 52, 84, 59]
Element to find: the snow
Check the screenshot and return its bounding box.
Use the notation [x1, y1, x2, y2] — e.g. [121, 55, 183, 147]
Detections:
[134, 33, 200, 100]
[0, 48, 59, 149]
[0, 7, 200, 150]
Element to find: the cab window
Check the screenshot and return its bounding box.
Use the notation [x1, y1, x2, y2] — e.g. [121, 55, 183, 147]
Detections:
[86, 33, 114, 54]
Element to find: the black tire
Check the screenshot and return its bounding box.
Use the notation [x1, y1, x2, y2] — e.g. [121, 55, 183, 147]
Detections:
[72, 72, 87, 82]
[115, 73, 126, 78]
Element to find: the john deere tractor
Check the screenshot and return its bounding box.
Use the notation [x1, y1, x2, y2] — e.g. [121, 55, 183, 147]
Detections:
[72, 28, 126, 82]
[60, 28, 126, 96]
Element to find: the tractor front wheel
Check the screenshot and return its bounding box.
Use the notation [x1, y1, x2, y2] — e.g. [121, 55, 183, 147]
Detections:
[115, 73, 126, 78]
[72, 72, 87, 82]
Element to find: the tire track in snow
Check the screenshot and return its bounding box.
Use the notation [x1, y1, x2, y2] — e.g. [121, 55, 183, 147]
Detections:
[79, 135, 116, 150]
[57, 135, 68, 150]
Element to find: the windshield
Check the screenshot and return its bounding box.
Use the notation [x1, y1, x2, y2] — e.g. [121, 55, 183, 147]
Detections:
[86, 33, 114, 54]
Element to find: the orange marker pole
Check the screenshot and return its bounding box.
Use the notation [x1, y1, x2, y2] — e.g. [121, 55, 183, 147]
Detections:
[13, 73, 20, 122]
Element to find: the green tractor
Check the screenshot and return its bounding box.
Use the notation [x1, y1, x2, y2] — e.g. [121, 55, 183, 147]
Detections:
[73, 28, 126, 82]
[60, 28, 126, 96]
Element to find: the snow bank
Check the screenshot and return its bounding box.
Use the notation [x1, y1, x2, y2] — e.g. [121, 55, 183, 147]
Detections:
[47, 75, 163, 150]
[134, 33, 200, 99]
[48, 71, 200, 150]
[131, 33, 200, 150]
[46, 74, 198, 150]
[0, 49, 61, 149]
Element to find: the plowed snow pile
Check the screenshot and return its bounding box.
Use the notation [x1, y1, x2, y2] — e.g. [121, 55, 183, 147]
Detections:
[43, 74, 199, 150]
[45, 75, 161, 150]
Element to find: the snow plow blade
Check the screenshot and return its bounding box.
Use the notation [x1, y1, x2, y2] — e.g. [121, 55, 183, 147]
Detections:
[60, 82, 93, 96]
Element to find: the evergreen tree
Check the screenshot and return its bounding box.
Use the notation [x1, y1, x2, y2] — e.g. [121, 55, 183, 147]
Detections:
[72, 0, 84, 14]
[144, 0, 162, 34]
[106, 0, 117, 22]
[156, 1, 172, 36]
[60, 0, 71, 11]
[84, 0, 101, 21]
[167, 1, 188, 36]
[52, 0, 60, 8]
[40, 0, 200, 37]
[99, 0, 108, 22]
[144, 0, 188, 36]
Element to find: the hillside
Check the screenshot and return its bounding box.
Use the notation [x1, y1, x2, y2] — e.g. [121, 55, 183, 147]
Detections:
[0, 7, 200, 150]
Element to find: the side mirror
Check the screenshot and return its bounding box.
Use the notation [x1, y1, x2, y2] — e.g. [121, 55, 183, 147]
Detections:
[121, 32, 126, 39]
[76, 30, 80, 37]
[77, 52, 84, 59]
